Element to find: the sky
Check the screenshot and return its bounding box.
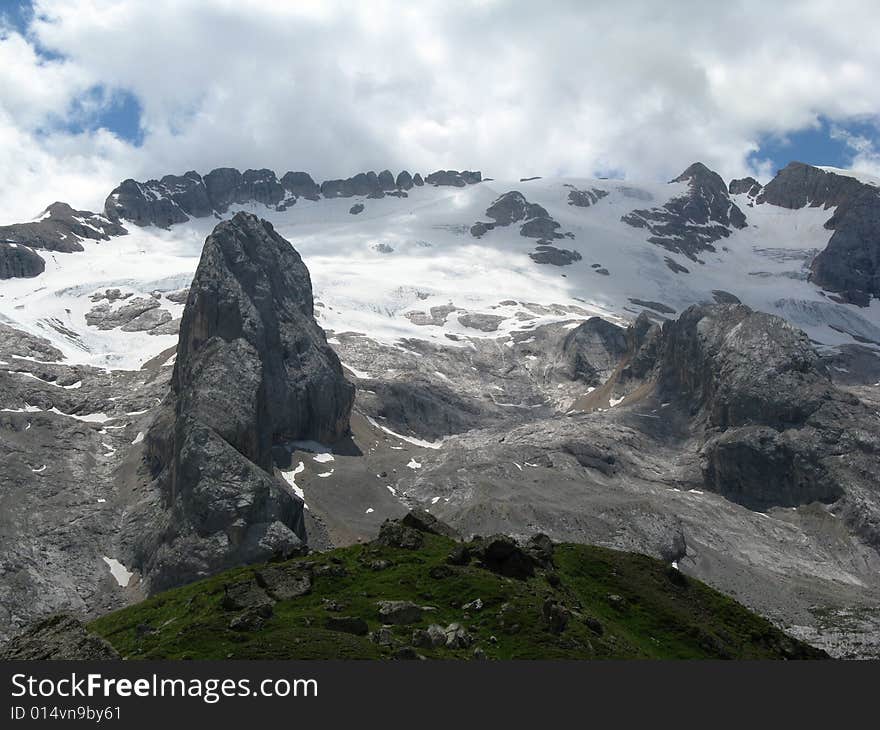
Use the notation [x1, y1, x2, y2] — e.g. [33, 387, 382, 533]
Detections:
[1, 0, 880, 223]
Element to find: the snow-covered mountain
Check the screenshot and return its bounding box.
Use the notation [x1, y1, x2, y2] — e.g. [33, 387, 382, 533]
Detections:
[3, 160, 880, 658]
[3, 161, 880, 371]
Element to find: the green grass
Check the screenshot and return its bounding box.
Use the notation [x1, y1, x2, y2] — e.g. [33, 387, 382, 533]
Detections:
[90, 534, 825, 660]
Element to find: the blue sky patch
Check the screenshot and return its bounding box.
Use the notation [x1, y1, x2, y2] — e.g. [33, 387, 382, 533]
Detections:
[750, 116, 880, 175]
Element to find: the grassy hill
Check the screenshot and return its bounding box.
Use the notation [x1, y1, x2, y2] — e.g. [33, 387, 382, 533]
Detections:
[90, 517, 825, 660]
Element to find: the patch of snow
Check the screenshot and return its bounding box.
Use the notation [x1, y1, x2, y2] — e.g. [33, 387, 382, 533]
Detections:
[365, 416, 444, 449]
[280, 461, 308, 508]
[407, 458, 422, 469]
[102, 556, 133, 587]
[131, 431, 145, 445]
[341, 362, 371, 379]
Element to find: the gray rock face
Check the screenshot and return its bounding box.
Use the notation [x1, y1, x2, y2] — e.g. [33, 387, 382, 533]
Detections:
[485, 191, 548, 226]
[0, 614, 120, 660]
[567, 186, 609, 207]
[729, 176, 762, 197]
[105, 178, 193, 228]
[810, 185, 880, 303]
[238, 169, 285, 207]
[135, 212, 354, 591]
[108, 168, 318, 223]
[658, 304, 831, 430]
[158, 171, 214, 217]
[628, 298, 675, 315]
[424, 170, 481, 187]
[86, 296, 160, 330]
[529, 245, 582, 266]
[396, 171, 414, 190]
[757, 161, 865, 210]
[458, 313, 504, 332]
[0, 202, 126, 253]
[281, 171, 320, 200]
[0, 243, 44, 279]
[203, 167, 243, 212]
[560, 317, 628, 385]
[622, 162, 748, 259]
[413, 173, 424, 186]
[656, 304, 880, 514]
[476, 191, 576, 264]
[378, 169, 396, 191]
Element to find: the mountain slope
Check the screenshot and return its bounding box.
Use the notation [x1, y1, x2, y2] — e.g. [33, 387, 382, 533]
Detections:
[3, 162, 880, 371]
[86, 517, 825, 660]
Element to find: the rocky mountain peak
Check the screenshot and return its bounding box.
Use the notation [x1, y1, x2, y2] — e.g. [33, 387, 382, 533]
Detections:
[622, 162, 747, 259]
[135, 212, 354, 591]
[756, 161, 866, 210]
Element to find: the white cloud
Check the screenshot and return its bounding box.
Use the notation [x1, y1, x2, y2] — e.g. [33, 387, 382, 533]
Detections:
[1, 0, 880, 222]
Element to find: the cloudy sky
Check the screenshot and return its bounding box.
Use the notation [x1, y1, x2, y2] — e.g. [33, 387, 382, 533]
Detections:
[1, 0, 879, 223]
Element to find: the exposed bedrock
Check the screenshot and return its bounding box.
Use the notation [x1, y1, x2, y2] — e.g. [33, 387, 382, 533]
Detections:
[621, 162, 748, 259]
[0, 242, 45, 279]
[134, 212, 354, 591]
[560, 316, 628, 385]
[0, 202, 126, 254]
[655, 304, 880, 517]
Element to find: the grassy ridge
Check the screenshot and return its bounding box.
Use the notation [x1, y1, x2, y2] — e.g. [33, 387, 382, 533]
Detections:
[90, 532, 824, 660]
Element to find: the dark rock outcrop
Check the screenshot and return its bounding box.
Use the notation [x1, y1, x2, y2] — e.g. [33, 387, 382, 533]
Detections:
[0, 242, 45, 279]
[237, 169, 285, 208]
[622, 162, 748, 259]
[476, 191, 576, 264]
[567, 186, 609, 207]
[136, 212, 354, 591]
[529, 245, 581, 266]
[728, 177, 762, 197]
[0, 614, 120, 660]
[0, 202, 126, 252]
[560, 317, 628, 385]
[203, 167, 243, 213]
[425, 170, 481, 187]
[396, 170, 414, 190]
[107, 168, 321, 223]
[810, 186, 880, 304]
[485, 191, 548, 226]
[656, 304, 880, 514]
[280, 171, 320, 200]
[106, 176, 196, 227]
[757, 161, 865, 210]
[378, 170, 396, 191]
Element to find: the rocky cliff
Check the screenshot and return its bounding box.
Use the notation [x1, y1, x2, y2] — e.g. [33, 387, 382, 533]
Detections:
[134, 212, 354, 591]
[654, 304, 880, 518]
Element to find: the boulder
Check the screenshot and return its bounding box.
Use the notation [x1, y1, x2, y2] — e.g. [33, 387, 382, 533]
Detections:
[377, 601, 423, 625]
[376, 519, 424, 550]
[401, 510, 460, 539]
[478, 535, 536, 578]
[254, 564, 312, 600]
[325, 616, 368, 635]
